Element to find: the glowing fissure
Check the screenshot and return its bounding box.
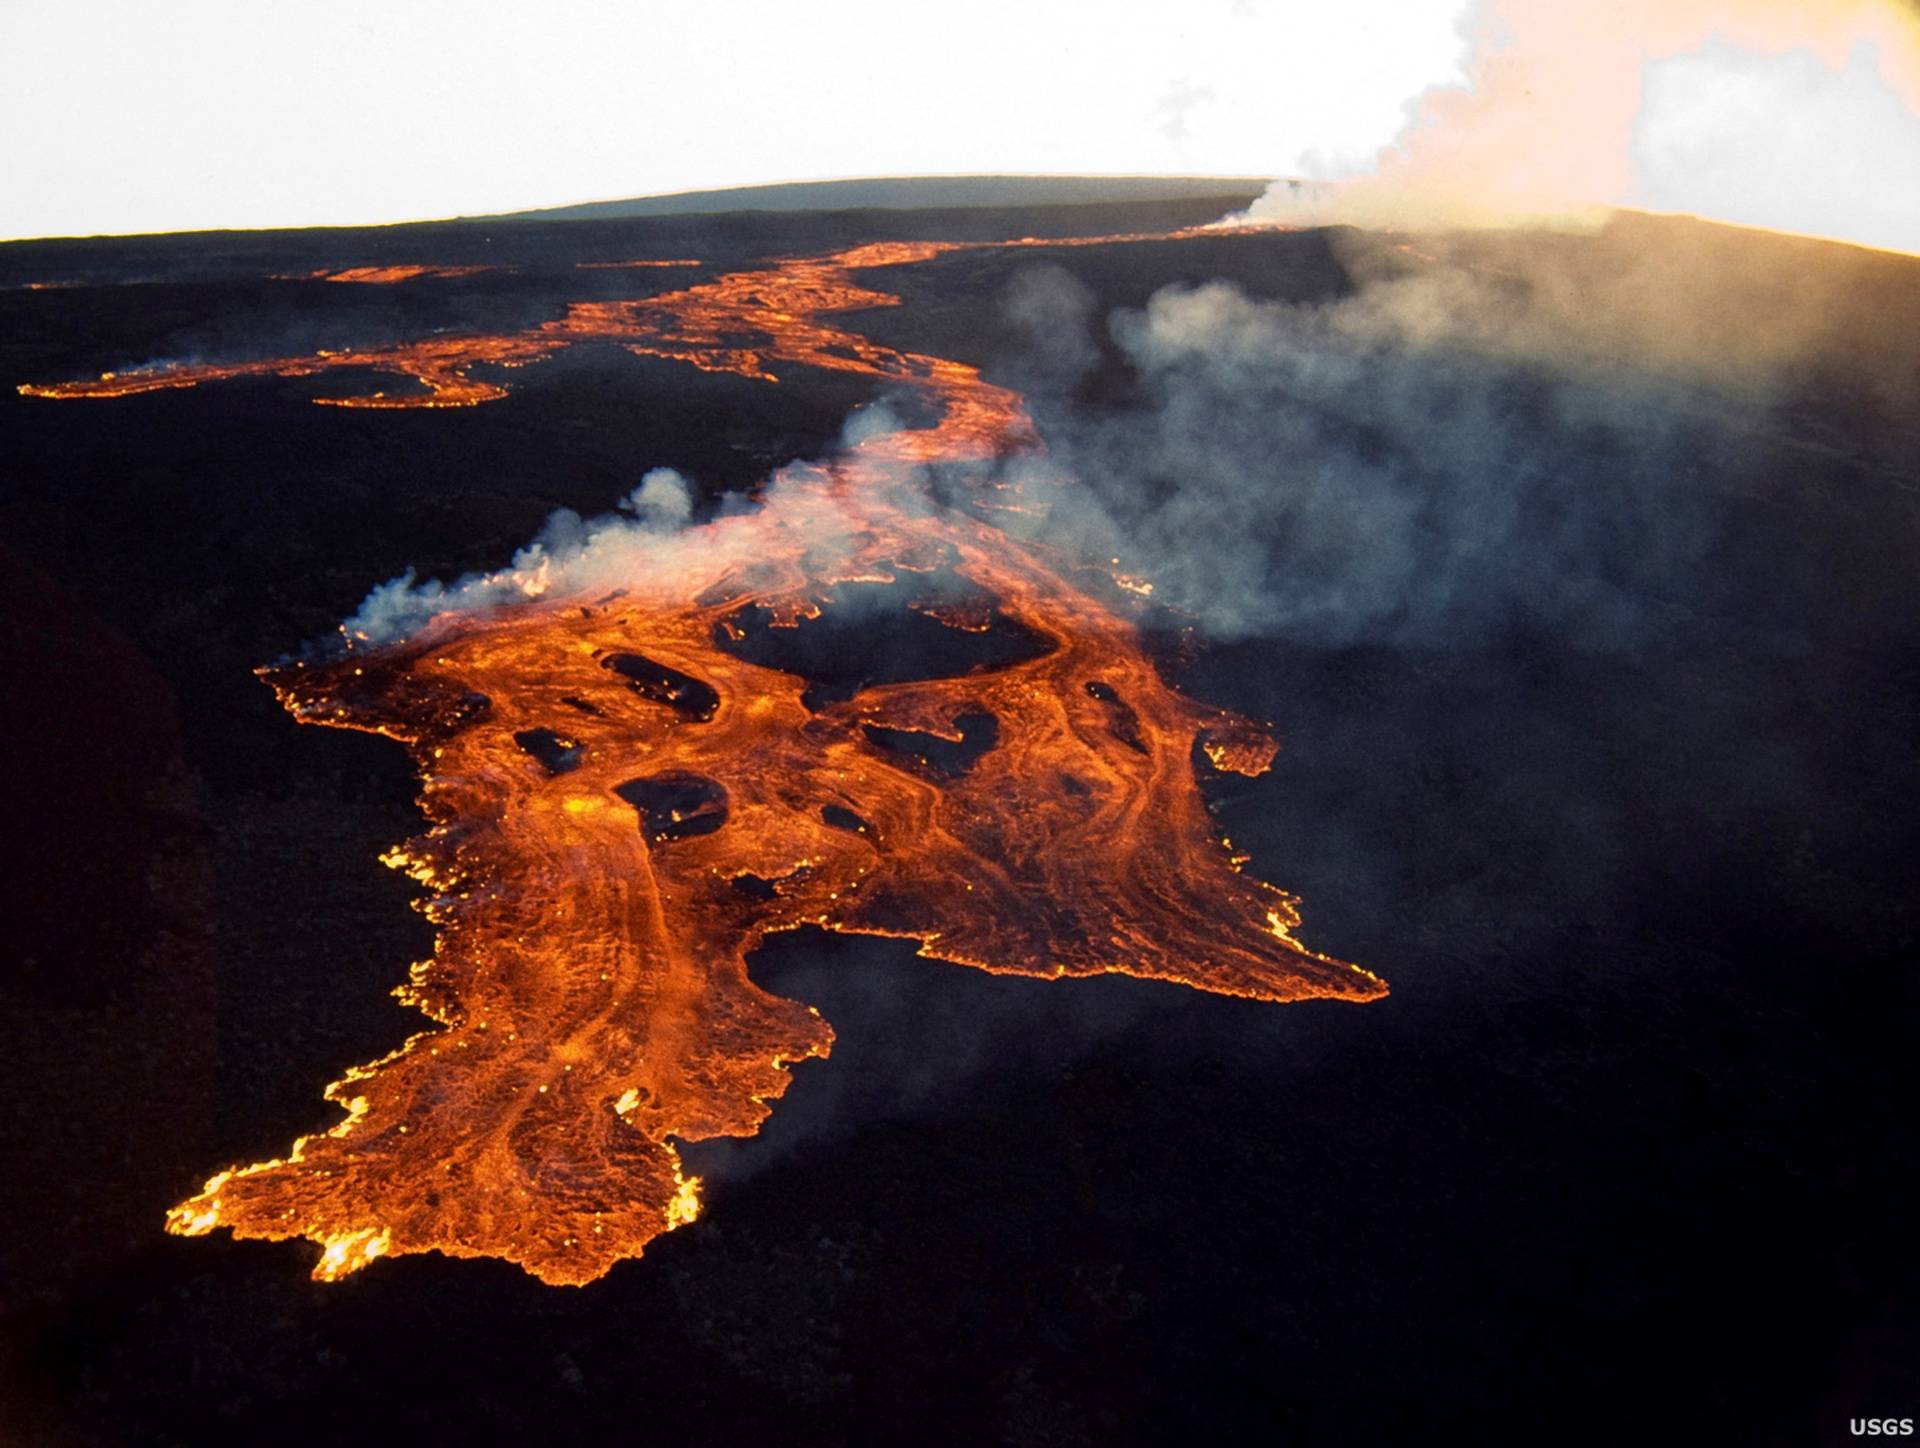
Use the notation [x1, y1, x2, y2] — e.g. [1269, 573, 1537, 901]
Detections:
[125, 232, 1381, 1286]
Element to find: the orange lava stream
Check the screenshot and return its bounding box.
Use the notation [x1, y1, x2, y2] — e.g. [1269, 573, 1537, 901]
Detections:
[153, 230, 1383, 1285]
[17, 226, 1243, 410]
[307, 264, 499, 284]
[575, 259, 704, 269]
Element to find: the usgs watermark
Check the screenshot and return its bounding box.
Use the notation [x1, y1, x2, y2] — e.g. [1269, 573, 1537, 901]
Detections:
[1851, 1420, 1916, 1437]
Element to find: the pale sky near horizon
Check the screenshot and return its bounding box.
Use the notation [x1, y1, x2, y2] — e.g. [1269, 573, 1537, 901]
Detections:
[0, 0, 1471, 241]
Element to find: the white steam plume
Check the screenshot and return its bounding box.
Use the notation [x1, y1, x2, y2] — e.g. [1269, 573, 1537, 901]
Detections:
[1246, 0, 1920, 254]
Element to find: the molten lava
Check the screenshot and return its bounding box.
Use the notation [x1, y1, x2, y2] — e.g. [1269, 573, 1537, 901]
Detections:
[16, 227, 1238, 410]
[122, 231, 1382, 1285]
[575, 259, 703, 269]
[307, 264, 499, 283]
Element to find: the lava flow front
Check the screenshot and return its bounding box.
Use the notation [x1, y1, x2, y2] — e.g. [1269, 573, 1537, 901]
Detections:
[148, 233, 1384, 1285]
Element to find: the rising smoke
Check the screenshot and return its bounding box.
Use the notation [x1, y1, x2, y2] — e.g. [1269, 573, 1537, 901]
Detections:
[994, 255, 1709, 647]
[1246, 0, 1920, 254]
[346, 465, 699, 642]
[986, 205, 1920, 651]
[339, 411, 941, 646]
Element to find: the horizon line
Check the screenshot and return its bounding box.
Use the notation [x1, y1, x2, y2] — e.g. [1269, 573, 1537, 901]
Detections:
[1, 171, 1284, 247]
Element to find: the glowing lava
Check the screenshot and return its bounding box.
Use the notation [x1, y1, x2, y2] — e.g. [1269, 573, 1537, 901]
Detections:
[140, 233, 1382, 1285]
[17, 227, 1238, 410]
[575, 259, 703, 269]
[306, 264, 499, 283]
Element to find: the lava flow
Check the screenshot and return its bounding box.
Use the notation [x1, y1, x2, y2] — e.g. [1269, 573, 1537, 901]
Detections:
[306, 264, 499, 283]
[16, 226, 1241, 409]
[150, 232, 1383, 1285]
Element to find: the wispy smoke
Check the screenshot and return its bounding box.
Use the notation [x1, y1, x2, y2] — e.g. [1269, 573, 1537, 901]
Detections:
[998, 262, 1100, 385]
[988, 207, 1918, 649]
[345, 466, 703, 643]
[994, 259, 1711, 646]
[1246, 0, 1920, 253]
[337, 402, 936, 647]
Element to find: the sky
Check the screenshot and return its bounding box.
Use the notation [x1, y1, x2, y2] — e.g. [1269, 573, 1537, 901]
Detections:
[0, 0, 1472, 241]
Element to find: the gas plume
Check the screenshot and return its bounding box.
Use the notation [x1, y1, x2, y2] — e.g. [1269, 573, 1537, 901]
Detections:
[1248, 0, 1920, 255]
[992, 203, 1920, 649]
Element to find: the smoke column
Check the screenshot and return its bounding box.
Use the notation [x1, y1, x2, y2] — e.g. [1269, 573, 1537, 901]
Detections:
[1249, 0, 1920, 254]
